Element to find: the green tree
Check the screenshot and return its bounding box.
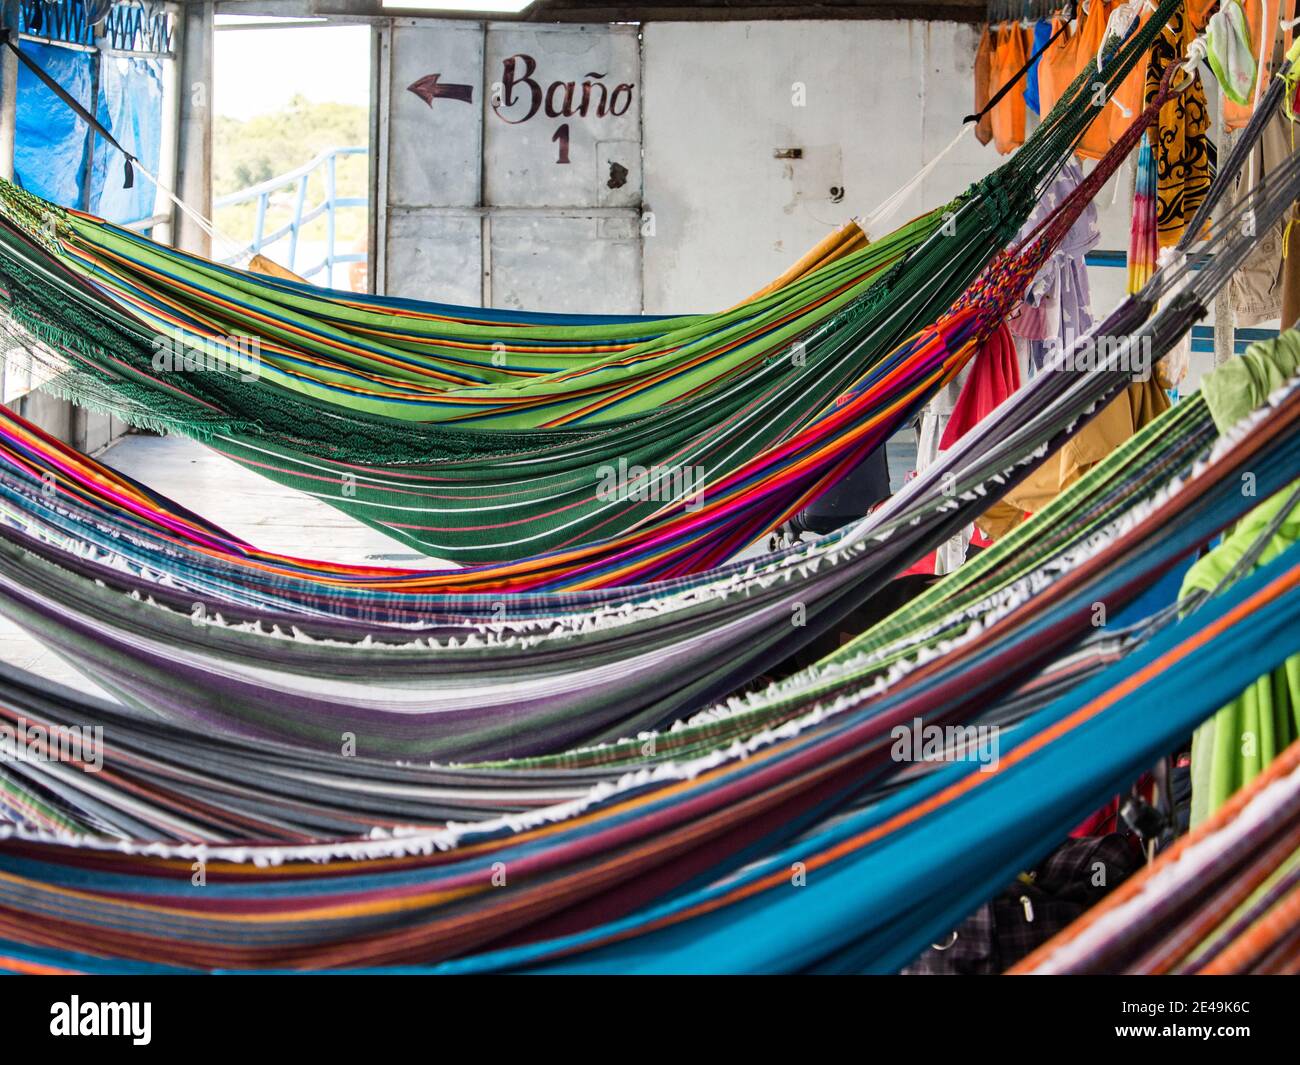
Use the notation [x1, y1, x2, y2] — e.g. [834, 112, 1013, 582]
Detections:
[214, 96, 369, 255]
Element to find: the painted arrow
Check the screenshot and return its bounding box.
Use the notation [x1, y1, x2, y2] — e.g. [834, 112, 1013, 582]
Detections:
[407, 74, 474, 107]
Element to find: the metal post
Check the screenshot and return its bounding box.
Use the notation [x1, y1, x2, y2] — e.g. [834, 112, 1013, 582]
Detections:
[254, 190, 267, 249]
[326, 150, 337, 286]
[288, 174, 307, 271]
[369, 21, 387, 296]
[1212, 99, 1237, 366]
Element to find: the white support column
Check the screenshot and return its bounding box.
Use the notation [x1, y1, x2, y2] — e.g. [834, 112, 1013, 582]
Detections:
[1212, 100, 1237, 367]
[175, 0, 214, 256]
[152, 3, 185, 247]
[0, 39, 17, 182]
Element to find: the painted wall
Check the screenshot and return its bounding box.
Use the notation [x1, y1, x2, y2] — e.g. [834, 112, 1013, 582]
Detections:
[640, 19, 995, 313]
[376, 19, 643, 314]
[377, 18, 1007, 314]
[374, 17, 1234, 390]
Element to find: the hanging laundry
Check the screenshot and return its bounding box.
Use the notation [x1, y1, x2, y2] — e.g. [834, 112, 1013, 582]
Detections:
[1039, 14, 1081, 117]
[1076, 0, 1116, 159]
[1130, 131, 1191, 396]
[1008, 160, 1101, 376]
[999, 154, 1173, 526]
[1143, 1, 1212, 248]
[1228, 108, 1293, 326]
[940, 324, 1022, 450]
[974, 23, 996, 145]
[1109, 1, 1155, 145]
[1223, 0, 1279, 130]
[1023, 18, 1055, 114]
[992, 21, 1029, 153]
[1206, 0, 1259, 105]
[1127, 135, 1159, 293]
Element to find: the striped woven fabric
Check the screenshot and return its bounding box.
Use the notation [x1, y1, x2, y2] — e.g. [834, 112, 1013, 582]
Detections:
[0, 335, 1226, 761]
[4, 150, 1300, 762]
[0, 625, 1124, 841]
[3, 127, 1298, 770]
[1011, 737, 1300, 975]
[0, 373, 1231, 829]
[20, 201, 944, 429]
[0, 5, 1180, 567]
[0, 305, 1295, 971]
[1127, 136, 1159, 294]
[1, 481, 1298, 973]
[0, 296, 1296, 775]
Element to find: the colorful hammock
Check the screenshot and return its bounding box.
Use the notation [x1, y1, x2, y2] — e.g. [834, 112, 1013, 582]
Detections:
[1, 275, 1297, 969]
[0, 377, 1206, 761]
[0, 4, 1180, 568]
[5, 131, 1300, 760]
[2, 480, 1299, 973]
[1012, 735, 1300, 975]
[0, 244, 1296, 785]
[0, 357, 1246, 838]
[7, 104, 1300, 762]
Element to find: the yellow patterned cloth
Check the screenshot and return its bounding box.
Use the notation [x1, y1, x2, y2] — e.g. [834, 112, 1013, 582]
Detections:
[1144, 1, 1212, 248]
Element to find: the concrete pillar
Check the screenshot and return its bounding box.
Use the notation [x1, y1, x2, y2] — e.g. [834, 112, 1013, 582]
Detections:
[1212, 102, 1237, 367]
[0, 39, 17, 182]
[152, 3, 185, 247]
[175, 0, 214, 257]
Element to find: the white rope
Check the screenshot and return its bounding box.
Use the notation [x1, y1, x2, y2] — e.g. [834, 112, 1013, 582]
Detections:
[857, 124, 973, 239]
[1182, 34, 1210, 75]
[1098, 0, 1144, 74]
[117, 156, 247, 261]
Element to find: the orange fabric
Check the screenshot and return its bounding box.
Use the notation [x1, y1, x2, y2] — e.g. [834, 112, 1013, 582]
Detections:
[1108, 5, 1153, 145]
[1038, 17, 1080, 118]
[1225, 0, 1279, 131]
[732, 221, 866, 308]
[1069, 9, 1094, 82]
[248, 254, 307, 283]
[1075, 0, 1113, 159]
[991, 23, 1029, 154]
[974, 25, 995, 146]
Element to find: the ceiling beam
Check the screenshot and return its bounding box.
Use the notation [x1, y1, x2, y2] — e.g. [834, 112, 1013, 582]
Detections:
[210, 1, 985, 25]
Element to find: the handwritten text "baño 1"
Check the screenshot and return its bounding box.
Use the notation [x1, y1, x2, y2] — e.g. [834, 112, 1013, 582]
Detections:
[493, 54, 635, 123]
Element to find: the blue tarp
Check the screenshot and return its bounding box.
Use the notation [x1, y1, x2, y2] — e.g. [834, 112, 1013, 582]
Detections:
[91, 55, 163, 224]
[9, 41, 162, 224]
[13, 40, 94, 208]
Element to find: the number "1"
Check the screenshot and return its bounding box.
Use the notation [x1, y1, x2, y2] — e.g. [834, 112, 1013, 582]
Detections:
[552, 123, 570, 165]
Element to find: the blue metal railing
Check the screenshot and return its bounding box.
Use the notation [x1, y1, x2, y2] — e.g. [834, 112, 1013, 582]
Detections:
[9, 1, 172, 54]
[13, 0, 96, 47]
[102, 1, 174, 55]
[214, 146, 367, 285]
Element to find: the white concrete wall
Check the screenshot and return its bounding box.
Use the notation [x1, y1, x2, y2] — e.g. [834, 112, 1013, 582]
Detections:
[375, 15, 1238, 396]
[641, 20, 998, 312]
